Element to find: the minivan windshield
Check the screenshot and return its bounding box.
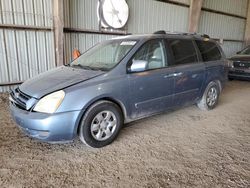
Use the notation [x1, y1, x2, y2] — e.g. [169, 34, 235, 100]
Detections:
[70, 40, 137, 71]
[239, 46, 250, 55]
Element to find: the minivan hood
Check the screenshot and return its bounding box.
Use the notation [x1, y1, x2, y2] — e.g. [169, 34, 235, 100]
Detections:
[229, 55, 250, 61]
[19, 66, 104, 99]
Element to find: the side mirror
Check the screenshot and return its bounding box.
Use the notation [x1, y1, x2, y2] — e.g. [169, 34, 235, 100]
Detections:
[129, 60, 147, 72]
[72, 49, 81, 60]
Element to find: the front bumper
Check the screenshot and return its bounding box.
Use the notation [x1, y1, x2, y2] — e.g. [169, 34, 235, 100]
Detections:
[10, 103, 81, 142]
[228, 69, 250, 81]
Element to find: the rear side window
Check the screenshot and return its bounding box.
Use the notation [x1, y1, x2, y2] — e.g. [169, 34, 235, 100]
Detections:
[168, 39, 198, 65]
[195, 40, 222, 61]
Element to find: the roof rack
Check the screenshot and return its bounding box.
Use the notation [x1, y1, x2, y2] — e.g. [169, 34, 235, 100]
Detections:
[153, 30, 210, 38]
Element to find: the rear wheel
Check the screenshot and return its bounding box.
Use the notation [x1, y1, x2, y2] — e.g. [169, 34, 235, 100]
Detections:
[197, 81, 220, 110]
[79, 100, 123, 148]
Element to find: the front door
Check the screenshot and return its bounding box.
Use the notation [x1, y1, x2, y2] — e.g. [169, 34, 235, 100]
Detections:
[128, 39, 175, 119]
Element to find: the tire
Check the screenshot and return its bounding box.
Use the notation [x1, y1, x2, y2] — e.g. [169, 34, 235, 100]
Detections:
[197, 81, 220, 111]
[228, 77, 234, 81]
[79, 100, 123, 148]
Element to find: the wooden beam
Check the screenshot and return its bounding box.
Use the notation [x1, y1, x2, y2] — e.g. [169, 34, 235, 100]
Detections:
[245, 0, 250, 46]
[64, 27, 129, 35]
[188, 0, 203, 33]
[201, 7, 246, 20]
[0, 81, 23, 86]
[53, 0, 64, 66]
[0, 24, 52, 31]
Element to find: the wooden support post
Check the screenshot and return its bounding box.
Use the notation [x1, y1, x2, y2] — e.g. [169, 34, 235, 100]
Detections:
[245, 0, 250, 46]
[53, 0, 64, 66]
[188, 0, 203, 33]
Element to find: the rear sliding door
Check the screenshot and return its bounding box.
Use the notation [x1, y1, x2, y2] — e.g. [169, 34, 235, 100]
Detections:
[167, 38, 205, 107]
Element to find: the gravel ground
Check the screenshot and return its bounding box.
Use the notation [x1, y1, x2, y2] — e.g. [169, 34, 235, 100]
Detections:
[0, 81, 250, 188]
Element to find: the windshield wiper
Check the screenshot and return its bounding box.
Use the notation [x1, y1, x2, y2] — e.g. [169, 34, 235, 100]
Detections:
[72, 64, 107, 71]
[72, 64, 93, 70]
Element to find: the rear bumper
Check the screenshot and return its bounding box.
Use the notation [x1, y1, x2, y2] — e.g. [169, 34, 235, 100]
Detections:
[10, 103, 81, 142]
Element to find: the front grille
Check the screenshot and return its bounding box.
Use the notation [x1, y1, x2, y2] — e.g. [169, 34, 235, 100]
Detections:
[233, 61, 250, 69]
[10, 88, 32, 111]
[229, 71, 250, 79]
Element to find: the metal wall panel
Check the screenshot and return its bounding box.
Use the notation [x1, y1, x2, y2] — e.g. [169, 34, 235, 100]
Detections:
[64, 0, 99, 30]
[0, 30, 9, 86]
[127, 0, 189, 34]
[202, 0, 248, 17]
[0, 29, 56, 92]
[64, 33, 120, 64]
[0, 0, 53, 27]
[23, 0, 35, 26]
[0, 0, 54, 92]
[0, 1, 3, 24]
[198, 11, 246, 40]
[63, 0, 190, 32]
[221, 41, 244, 58]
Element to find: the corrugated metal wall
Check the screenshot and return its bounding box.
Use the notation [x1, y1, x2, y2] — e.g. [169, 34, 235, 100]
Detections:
[63, 0, 120, 63]
[202, 0, 248, 17]
[222, 41, 244, 57]
[127, 0, 189, 34]
[63, 0, 190, 31]
[64, 0, 247, 60]
[199, 11, 245, 40]
[0, 0, 53, 27]
[199, 0, 248, 57]
[0, 0, 55, 92]
[64, 33, 119, 64]
[63, 0, 190, 63]
[64, 0, 99, 30]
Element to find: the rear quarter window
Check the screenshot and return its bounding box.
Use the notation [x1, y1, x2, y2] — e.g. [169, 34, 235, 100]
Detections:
[195, 40, 222, 61]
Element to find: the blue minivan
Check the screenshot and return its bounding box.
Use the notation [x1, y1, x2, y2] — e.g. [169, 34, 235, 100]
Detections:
[9, 31, 228, 148]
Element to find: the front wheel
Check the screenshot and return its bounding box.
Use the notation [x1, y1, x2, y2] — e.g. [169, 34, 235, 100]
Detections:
[197, 81, 220, 110]
[79, 100, 123, 148]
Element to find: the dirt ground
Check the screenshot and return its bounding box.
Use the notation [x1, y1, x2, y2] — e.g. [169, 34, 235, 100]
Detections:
[0, 81, 249, 188]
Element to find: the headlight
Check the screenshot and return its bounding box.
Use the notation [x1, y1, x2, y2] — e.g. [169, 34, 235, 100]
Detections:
[33, 90, 65, 113]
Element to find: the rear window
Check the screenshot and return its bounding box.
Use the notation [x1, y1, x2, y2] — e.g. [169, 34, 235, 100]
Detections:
[168, 39, 198, 65]
[195, 40, 222, 61]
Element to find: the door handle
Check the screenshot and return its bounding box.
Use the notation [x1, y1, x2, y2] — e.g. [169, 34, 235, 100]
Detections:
[164, 74, 175, 78]
[164, 72, 183, 78]
[173, 72, 183, 77]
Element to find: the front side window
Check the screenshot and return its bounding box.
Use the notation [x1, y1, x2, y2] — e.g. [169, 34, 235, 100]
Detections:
[70, 40, 136, 71]
[168, 39, 198, 65]
[196, 40, 222, 61]
[130, 40, 166, 71]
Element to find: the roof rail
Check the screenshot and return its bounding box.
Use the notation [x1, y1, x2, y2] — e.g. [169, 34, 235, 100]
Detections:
[153, 30, 210, 38]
